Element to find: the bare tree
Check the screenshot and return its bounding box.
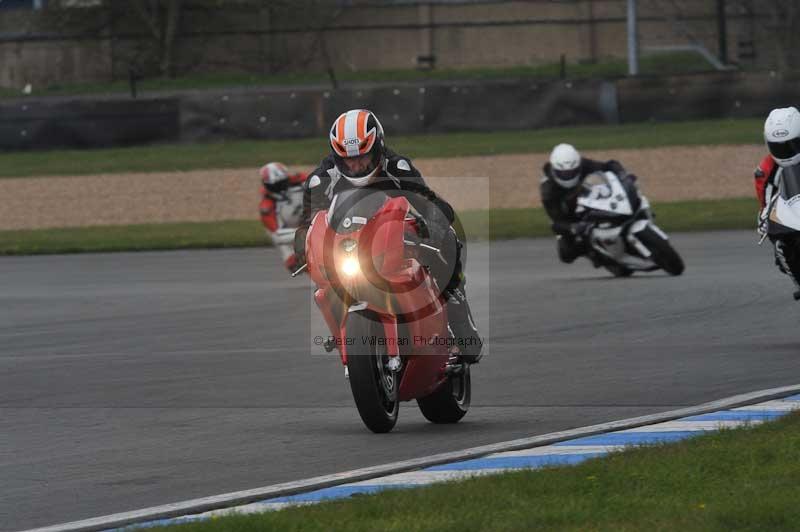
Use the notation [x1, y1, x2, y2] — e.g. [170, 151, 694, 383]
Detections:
[37, 0, 184, 79]
[116, 0, 184, 78]
[32, 0, 347, 83]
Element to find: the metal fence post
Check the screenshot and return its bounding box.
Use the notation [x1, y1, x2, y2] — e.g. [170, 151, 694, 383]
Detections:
[627, 0, 639, 76]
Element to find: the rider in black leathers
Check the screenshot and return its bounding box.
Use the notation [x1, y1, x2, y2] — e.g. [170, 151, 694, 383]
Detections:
[541, 143, 627, 263]
[295, 109, 483, 363]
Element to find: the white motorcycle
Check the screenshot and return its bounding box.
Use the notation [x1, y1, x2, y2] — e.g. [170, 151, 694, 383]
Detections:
[575, 171, 685, 277]
[761, 164, 800, 299]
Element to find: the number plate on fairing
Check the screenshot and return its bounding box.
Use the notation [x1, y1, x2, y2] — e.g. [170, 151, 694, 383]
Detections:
[577, 171, 633, 216]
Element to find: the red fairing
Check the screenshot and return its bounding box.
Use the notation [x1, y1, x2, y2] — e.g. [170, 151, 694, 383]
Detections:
[755, 154, 777, 208]
[305, 195, 451, 402]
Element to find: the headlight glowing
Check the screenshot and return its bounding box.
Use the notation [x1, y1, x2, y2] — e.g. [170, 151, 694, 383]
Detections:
[340, 256, 360, 277]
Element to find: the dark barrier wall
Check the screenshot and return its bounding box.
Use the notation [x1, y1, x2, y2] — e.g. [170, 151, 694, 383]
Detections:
[0, 98, 179, 151]
[617, 72, 800, 123]
[178, 79, 618, 143]
[180, 90, 323, 142]
[0, 72, 794, 151]
[417, 79, 618, 132]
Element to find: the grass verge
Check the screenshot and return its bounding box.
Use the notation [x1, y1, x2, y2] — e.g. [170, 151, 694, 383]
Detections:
[461, 198, 756, 240]
[150, 411, 800, 532]
[0, 198, 756, 256]
[0, 119, 762, 179]
[0, 221, 266, 256]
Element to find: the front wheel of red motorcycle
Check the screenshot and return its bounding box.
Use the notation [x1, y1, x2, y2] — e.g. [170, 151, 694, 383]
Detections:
[417, 365, 471, 424]
[346, 311, 399, 433]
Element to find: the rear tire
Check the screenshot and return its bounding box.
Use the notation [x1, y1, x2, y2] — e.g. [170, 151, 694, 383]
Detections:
[346, 312, 399, 433]
[417, 365, 471, 424]
[637, 227, 685, 276]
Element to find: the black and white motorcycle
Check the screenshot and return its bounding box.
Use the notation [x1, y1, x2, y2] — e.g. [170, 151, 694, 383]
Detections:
[575, 171, 685, 277]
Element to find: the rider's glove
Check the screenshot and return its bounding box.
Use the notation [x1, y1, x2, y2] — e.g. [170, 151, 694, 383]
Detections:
[571, 221, 594, 240]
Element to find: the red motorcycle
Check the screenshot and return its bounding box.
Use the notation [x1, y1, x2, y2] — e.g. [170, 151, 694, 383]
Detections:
[299, 188, 471, 433]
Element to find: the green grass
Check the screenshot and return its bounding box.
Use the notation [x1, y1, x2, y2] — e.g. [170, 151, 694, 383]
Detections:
[0, 199, 756, 256]
[461, 198, 756, 240]
[0, 52, 712, 100]
[150, 411, 800, 531]
[0, 220, 266, 255]
[0, 119, 762, 179]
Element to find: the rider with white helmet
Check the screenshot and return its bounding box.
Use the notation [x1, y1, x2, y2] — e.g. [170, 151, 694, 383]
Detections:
[758, 107, 800, 299]
[764, 107, 800, 167]
[541, 143, 628, 264]
[295, 109, 483, 363]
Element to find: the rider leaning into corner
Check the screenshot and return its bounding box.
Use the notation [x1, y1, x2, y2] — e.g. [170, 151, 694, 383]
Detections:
[259, 162, 308, 272]
[540, 143, 631, 263]
[293, 109, 483, 364]
[757, 106, 800, 299]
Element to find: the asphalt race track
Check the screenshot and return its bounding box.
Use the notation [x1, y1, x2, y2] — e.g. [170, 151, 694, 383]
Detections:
[3, 231, 800, 531]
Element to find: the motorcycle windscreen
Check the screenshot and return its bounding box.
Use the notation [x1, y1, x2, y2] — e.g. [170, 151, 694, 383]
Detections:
[578, 171, 635, 216]
[781, 165, 800, 203]
[326, 188, 390, 234]
[580, 172, 613, 199]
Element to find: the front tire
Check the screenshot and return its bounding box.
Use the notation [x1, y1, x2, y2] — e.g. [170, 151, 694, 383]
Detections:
[346, 312, 399, 433]
[417, 365, 471, 424]
[637, 227, 685, 276]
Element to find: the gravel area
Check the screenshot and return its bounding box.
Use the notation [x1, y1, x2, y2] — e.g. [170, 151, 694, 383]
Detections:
[0, 144, 762, 230]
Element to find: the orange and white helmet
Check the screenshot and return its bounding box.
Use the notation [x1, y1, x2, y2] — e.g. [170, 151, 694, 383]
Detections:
[329, 109, 385, 186]
[260, 162, 291, 193]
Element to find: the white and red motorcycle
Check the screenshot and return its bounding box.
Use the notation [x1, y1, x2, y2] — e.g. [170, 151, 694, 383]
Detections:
[576, 171, 685, 277]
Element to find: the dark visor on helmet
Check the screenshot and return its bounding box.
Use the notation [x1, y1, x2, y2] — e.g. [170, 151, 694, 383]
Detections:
[334, 149, 381, 178]
[554, 168, 579, 181]
[768, 138, 800, 160]
[265, 179, 289, 194]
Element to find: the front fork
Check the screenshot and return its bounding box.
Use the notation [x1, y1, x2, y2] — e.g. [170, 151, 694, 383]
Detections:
[378, 314, 401, 372]
[314, 289, 401, 370]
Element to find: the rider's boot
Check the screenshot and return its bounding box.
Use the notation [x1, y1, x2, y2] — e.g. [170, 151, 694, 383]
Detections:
[445, 283, 483, 364]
